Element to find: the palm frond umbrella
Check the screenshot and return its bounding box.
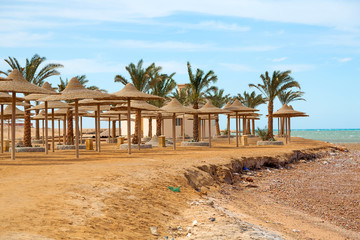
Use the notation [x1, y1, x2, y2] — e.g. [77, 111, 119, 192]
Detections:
[160, 99, 198, 150]
[224, 99, 258, 147]
[0, 69, 56, 160]
[111, 100, 163, 150]
[111, 83, 163, 154]
[273, 104, 308, 143]
[29, 101, 71, 152]
[198, 101, 231, 147]
[39, 77, 115, 159]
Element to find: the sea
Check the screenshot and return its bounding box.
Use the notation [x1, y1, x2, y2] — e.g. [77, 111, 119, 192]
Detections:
[274, 129, 360, 143]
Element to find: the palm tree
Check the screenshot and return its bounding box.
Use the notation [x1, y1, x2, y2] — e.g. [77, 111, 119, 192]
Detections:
[2, 55, 63, 146]
[205, 88, 230, 135]
[235, 91, 266, 108]
[114, 59, 160, 143]
[249, 70, 300, 139]
[278, 90, 305, 105]
[149, 73, 176, 137]
[186, 62, 218, 141]
[171, 88, 189, 106]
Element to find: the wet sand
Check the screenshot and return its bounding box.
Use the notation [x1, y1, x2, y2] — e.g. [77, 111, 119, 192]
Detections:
[0, 137, 358, 239]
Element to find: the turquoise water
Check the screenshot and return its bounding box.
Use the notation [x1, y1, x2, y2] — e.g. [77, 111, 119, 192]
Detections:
[274, 129, 360, 143]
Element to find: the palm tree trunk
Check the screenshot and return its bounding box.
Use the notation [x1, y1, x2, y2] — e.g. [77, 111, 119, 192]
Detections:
[66, 109, 74, 145]
[267, 100, 274, 139]
[148, 117, 152, 137]
[156, 113, 162, 136]
[215, 114, 220, 135]
[35, 101, 40, 140]
[132, 110, 140, 144]
[23, 100, 32, 147]
[193, 102, 199, 142]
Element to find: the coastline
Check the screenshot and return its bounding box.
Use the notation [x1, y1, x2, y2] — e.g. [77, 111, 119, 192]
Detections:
[0, 138, 358, 239]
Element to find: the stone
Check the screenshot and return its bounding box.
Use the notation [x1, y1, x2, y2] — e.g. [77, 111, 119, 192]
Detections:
[257, 141, 284, 146]
[181, 141, 210, 147]
[119, 144, 152, 150]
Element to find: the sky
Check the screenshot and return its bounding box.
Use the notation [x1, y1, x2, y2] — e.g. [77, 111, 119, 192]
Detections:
[1, 0, 359, 130]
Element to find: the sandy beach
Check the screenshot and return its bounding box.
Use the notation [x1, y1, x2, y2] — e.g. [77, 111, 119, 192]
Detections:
[0, 137, 358, 239]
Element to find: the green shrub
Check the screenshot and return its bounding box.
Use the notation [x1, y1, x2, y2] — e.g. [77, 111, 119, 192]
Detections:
[256, 127, 268, 141]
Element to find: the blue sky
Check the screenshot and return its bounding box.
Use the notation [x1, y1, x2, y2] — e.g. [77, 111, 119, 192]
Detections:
[1, 0, 359, 129]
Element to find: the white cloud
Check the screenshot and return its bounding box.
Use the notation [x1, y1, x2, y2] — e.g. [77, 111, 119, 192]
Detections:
[219, 63, 256, 72]
[175, 21, 250, 32]
[272, 57, 287, 62]
[107, 39, 213, 51]
[336, 57, 352, 63]
[2, 0, 360, 29]
[0, 32, 53, 47]
[49, 58, 124, 75]
[269, 64, 315, 72]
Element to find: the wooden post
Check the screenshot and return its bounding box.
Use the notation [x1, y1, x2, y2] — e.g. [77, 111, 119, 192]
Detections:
[58, 119, 61, 143]
[97, 105, 101, 152]
[138, 110, 141, 150]
[108, 117, 111, 141]
[80, 116, 83, 144]
[235, 112, 238, 147]
[112, 120, 116, 142]
[118, 114, 121, 136]
[161, 118, 164, 136]
[208, 114, 211, 148]
[252, 119, 255, 135]
[227, 114, 230, 144]
[11, 93, 16, 160]
[42, 119, 44, 144]
[63, 115, 66, 144]
[95, 111, 98, 151]
[285, 116, 288, 144]
[288, 117, 291, 142]
[182, 114, 185, 142]
[45, 101, 48, 155]
[51, 108, 55, 152]
[127, 99, 131, 155]
[1, 105, 3, 154]
[172, 113, 176, 150]
[75, 99, 79, 159]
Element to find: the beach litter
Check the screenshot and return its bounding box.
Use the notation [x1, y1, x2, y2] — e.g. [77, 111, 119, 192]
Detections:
[243, 166, 250, 171]
[150, 226, 159, 236]
[209, 217, 216, 222]
[168, 186, 181, 192]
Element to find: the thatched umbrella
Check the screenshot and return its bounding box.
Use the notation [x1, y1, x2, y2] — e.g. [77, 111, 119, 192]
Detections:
[198, 101, 231, 147]
[161, 99, 197, 150]
[111, 83, 163, 154]
[0, 69, 55, 160]
[39, 77, 115, 159]
[224, 100, 258, 147]
[29, 101, 71, 152]
[273, 104, 308, 143]
[111, 100, 163, 150]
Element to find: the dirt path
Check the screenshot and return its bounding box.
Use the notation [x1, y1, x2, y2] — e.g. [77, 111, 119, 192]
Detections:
[0, 138, 357, 239]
